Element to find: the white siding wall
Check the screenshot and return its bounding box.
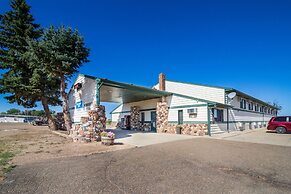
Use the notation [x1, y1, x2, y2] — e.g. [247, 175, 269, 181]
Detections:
[229, 96, 240, 108]
[111, 98, 160, 122]
[68, 75, 97, 123]
[154, 81, 225, 103]
[168, 95, 208, 123]
[226, 109, 273, 122]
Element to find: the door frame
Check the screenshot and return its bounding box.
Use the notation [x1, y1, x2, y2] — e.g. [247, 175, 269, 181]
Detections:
[150, 111, 157, 132]
[178, 110, 183, 125]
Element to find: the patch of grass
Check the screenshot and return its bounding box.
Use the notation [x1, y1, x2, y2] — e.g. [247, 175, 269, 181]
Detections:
[0, 142, 16, 178]
[0, 151, 14, 166]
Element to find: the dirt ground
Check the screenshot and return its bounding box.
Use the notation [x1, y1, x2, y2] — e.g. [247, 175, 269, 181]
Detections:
[0, 123, 132, 177]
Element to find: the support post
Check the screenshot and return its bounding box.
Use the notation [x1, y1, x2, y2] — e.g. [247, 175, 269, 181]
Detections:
[207, 104, 211, 136]
[96, 78, 103, 106]
[227, 108, 229, 133]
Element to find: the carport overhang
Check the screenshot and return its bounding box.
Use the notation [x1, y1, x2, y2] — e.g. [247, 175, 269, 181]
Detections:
[95, 77, 172, 104]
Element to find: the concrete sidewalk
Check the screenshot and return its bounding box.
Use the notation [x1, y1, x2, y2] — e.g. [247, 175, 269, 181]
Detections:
[108, 129, 197, 147]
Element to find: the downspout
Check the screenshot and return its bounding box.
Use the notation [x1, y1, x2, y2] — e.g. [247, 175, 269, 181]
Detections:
[207, 103, 211, 136]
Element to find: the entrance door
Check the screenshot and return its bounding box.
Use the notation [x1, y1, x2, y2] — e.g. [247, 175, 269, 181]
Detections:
[178, 110, 183, 125]
[151, 111, 156, 132]
[212, 109, 224, 122]
[125, 115, 131, 130]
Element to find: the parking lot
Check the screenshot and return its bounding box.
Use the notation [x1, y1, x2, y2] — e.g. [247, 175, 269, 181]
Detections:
[213, 128, 291, 147]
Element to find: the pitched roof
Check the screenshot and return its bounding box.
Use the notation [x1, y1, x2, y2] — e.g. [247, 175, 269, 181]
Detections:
[77, 74, 227, 107]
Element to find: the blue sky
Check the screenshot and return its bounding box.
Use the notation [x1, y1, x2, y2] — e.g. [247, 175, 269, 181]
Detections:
[1, 0, 291, 116]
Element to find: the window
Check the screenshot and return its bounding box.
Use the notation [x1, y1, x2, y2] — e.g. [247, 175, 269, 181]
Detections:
[240, 98, 246, 109]
[187, 108, 198, 114]
[249, 102, 254, 111]
[188, 108, 198, 118]
[255, 104, 258, 112]
[274, 117, 287, 122]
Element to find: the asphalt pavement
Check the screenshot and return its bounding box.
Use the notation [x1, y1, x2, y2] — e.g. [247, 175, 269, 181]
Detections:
[213, 128, 291, 147]
[1, 138, 291, 194]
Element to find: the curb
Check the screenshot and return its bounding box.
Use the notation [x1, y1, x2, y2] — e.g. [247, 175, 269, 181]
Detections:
[51, 130, 72, 139]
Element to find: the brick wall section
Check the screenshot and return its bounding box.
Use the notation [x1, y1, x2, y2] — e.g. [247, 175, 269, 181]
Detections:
[165, 124, 207, 136]
[156, 101, 169, 133]
[130, 106, 140, 130]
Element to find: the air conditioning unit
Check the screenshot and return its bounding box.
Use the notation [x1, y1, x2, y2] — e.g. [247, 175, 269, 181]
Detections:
[187, 108, 198, 114]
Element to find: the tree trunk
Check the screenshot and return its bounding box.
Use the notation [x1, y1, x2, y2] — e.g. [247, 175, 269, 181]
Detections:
[41, 97, 57, 130]
[60, 74, 72, 131]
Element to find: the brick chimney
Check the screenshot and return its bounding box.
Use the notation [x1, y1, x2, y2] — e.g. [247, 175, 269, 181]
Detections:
[159, 73, 166, 91]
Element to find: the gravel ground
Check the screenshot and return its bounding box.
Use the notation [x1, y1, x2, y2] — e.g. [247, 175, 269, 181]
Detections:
[1, 138, 291, 194]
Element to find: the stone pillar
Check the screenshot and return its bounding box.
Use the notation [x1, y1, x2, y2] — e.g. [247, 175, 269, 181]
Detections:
[156, 101, 169, 133]
[88, 105, 107, 132]
[70, 105, 106, 143]
[130, 106, 140, 130]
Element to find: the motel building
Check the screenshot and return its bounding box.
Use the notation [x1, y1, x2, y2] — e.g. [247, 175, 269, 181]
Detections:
[0, 114, 38, 123]
[68, 73, 279, 136]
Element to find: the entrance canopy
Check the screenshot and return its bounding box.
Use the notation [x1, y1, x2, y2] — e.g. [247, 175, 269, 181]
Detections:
[93, 77, 171, 104]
